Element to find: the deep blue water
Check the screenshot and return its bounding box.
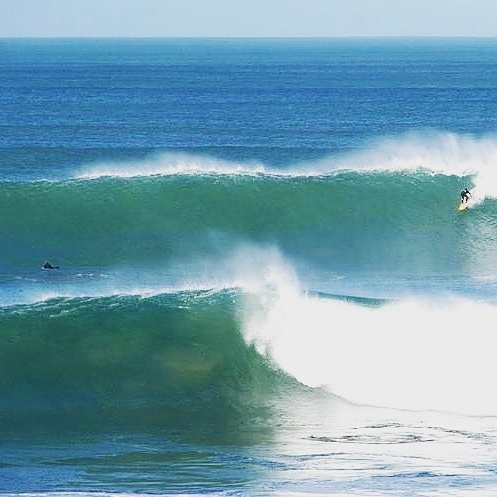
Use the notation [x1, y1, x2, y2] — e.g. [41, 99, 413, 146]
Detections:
[3, 38, 497, 179]
[2, 38, 497, 496]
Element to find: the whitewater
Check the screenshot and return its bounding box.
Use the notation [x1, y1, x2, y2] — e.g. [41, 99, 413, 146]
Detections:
[3, 37, 497, 496]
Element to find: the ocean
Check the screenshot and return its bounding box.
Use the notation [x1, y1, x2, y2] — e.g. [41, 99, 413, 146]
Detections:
[2, 37, 497, 496]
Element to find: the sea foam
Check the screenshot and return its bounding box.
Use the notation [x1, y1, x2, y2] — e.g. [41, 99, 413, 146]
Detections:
[240, 254, 497, 416]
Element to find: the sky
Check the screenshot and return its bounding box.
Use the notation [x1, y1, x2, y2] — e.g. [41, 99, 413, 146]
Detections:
[1, 0, 497, 38]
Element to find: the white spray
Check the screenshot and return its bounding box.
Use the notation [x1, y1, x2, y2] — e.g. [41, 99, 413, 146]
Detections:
[239, 250, 497, 416]
[76, 132, 497, 204]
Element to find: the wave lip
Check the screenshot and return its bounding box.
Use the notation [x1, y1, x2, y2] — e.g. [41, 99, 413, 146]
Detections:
[71, 132, 497, 186]
[75, 152, 272, 179]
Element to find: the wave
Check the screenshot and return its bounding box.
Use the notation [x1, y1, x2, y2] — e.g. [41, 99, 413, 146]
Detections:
[0, 288, 297, 434]
[2, 160, 497, 278]
[72, 131, 497, 183]
[3, 263, 497, 427]
[66, 131, 497, 209]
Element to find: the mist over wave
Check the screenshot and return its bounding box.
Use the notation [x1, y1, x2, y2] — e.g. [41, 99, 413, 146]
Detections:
[321, 131, 497, 202]
[71, 131, 497, 195]
[75, 152, 270, 179]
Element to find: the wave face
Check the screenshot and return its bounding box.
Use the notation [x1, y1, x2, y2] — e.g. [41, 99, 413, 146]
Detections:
[2, 151, 497, 279]
[0, 289, 295, 434]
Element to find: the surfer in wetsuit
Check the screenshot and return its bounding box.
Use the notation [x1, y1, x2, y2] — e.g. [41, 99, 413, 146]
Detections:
[43, 261, 59, 269]
[461, 188, 471, 204]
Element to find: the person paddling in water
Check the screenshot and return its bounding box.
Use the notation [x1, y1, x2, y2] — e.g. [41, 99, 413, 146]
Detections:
[43, 261, 60, 269]
[461, 188, 471, 204]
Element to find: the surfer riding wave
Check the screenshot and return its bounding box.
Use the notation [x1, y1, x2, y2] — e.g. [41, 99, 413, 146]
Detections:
[461, 188, 471, 204]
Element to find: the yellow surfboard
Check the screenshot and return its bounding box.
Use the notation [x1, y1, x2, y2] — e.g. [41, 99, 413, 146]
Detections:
[458, 201, 469, 211]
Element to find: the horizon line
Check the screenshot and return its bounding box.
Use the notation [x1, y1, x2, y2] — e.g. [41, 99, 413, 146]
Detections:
[2, 35, 497, 40]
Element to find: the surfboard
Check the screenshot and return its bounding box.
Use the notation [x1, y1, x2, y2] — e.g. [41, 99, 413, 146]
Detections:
[458, 201, 469, 211]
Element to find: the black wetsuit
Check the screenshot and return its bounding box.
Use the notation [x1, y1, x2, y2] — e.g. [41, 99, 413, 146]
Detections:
[43, 261, 59, 269]
[461, 189, 471, 203]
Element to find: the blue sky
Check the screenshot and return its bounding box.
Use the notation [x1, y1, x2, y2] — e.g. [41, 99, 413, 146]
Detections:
[1, 0, 497, 38]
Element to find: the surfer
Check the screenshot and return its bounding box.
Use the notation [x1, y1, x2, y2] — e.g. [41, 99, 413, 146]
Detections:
[461, 188, 471, 204]
[43, 261, 59, 269]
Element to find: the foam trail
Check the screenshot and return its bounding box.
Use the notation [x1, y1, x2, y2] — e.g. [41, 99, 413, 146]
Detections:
[240, 268, 497, 416]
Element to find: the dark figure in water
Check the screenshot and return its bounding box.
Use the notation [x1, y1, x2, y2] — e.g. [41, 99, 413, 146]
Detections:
[461, 188, 471, 204]
[43, 261, 60, 269]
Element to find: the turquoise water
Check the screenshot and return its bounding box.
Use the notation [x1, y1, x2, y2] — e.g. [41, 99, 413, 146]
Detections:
[2, 38, 497, 496]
